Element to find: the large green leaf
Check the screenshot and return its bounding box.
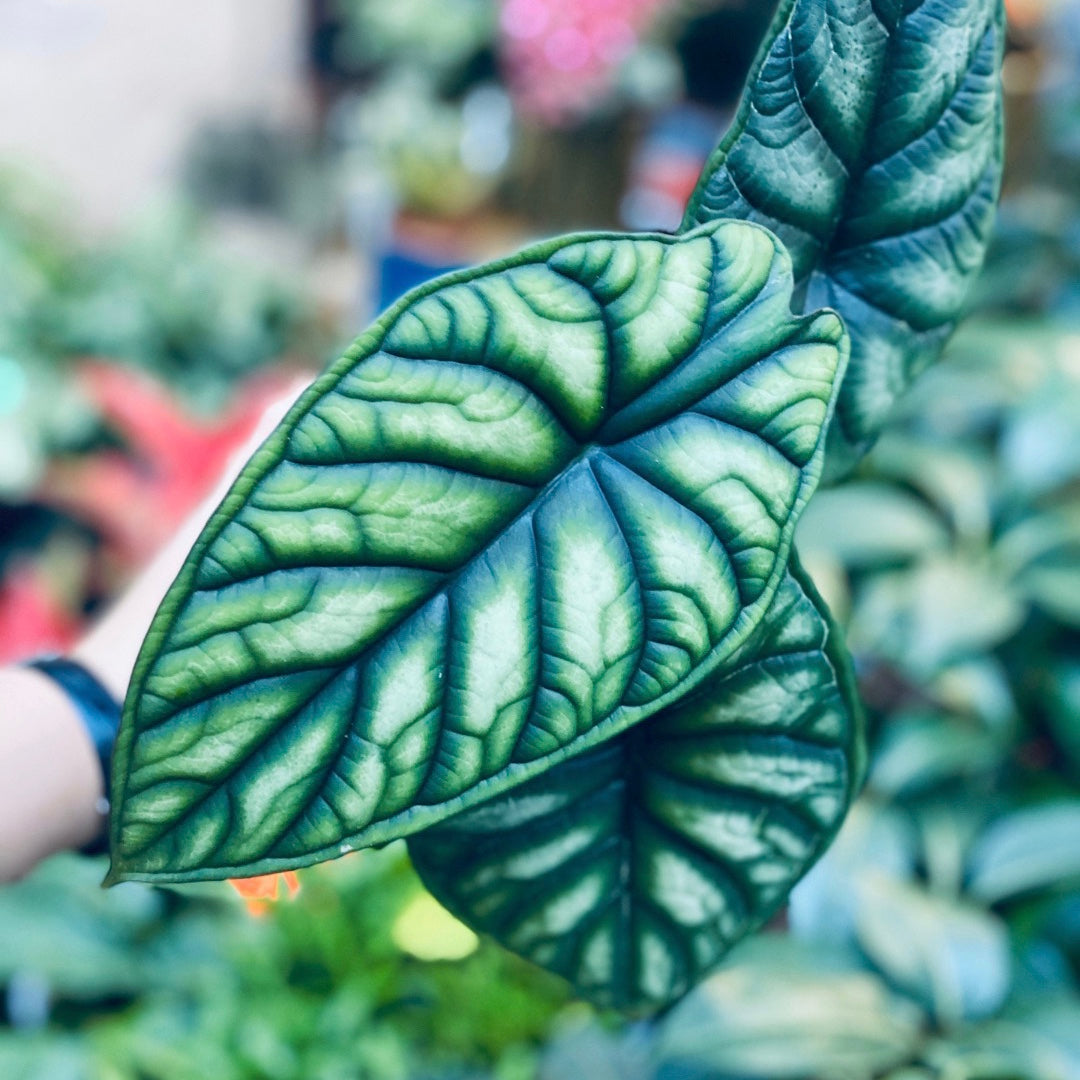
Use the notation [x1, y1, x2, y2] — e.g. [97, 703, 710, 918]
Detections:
[108, 220, 848, 884]
[409, 557, 864, 1010]
[683, 0, 1005, 473]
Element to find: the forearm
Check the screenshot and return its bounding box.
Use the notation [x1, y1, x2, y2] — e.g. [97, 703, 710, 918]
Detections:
[0, 667, 105, 882]
[0, 485, 208, 882]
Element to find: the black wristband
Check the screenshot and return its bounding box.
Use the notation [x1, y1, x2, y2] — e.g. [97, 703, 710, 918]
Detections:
[23, 655, 120, 856]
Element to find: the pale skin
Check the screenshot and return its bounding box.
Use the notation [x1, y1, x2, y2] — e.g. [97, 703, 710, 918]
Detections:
[0, 382, 308, 883]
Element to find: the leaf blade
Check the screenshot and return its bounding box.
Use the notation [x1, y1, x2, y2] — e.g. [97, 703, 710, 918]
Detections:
[409, 556, 865, 1010]
[108, 222, 848, 885]
[683, 0, 1006, 470]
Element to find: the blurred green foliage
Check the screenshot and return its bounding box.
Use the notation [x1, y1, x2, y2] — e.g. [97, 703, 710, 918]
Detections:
[331, 0, 496, 76]
[0, 177, 321, 498]
[4, 5, 1080, 1078]
[0, 851, 570, 1080]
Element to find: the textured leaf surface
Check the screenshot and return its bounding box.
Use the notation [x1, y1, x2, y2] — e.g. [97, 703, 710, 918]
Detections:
[109, 221, 848, 884]
[683, 0, 1005, 471]
[409, 558, 864, 1010]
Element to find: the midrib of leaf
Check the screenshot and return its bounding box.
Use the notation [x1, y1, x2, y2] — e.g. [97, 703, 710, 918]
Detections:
[122, 442, 794, 873]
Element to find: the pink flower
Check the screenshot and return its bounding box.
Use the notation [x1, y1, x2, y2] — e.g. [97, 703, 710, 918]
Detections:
[499, 0, 667, 124]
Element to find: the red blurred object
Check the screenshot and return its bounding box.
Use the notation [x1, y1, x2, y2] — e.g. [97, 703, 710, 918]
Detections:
[42, 361, 299, 569]
[0, 561, 81, 664]
[229, 871, 302, 916]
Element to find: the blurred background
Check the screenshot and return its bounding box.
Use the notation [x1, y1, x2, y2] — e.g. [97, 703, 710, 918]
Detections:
[1, 1, 1080, 1077]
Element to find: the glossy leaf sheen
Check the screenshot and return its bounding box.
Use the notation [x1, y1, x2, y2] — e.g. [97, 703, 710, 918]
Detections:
[683, 0, 1005, 471]
[410, 559, 863, 1010]
[108, 221, 847, 883]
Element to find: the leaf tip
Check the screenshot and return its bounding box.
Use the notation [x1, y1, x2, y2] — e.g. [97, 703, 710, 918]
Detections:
[101, 862, 127, 888]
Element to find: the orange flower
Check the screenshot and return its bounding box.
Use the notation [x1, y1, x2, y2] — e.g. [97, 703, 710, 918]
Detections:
[1004, 0, 1051, 30]
[228, 871, 301, 916]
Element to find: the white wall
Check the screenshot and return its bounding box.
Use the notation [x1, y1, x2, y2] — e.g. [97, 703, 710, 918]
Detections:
[0, 0, 311, 229]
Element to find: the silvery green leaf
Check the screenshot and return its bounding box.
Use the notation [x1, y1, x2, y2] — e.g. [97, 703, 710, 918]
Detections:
[869, 713, 1006, 800]
[789, 800, 917, 946]
[683, 0, 1006, 473]
[796, 483, 950, 567]
[1001, 373, 1080, 496]
[108, 221, 847, 885]
[849, 555, 1024, 678]
[868, 433, 993, 544]
[538, 1020, 653, 1080]
[654, 936, 923, 1080]
[409, 558, 864, 1010]
[0, 1035, 87, 1080]
[1017, 564, 1080, 628]
[924, 999, 1080, 1080]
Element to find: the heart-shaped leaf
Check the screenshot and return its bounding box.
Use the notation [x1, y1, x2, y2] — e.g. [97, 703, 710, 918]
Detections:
[683, 0, 1005, 473]
[108, 221, 848, 885]
[409, 556, 864, 1010]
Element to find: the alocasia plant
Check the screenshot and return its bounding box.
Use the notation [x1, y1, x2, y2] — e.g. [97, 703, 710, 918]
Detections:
[105, 0, 1005, 1011]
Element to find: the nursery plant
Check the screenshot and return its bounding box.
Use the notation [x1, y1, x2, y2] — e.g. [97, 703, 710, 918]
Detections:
[105, 0, 1007, 1011]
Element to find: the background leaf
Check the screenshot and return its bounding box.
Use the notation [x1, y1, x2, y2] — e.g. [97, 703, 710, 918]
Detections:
[0, 1035, 88, 1080]
[967, 803, 1080, 906]
[923, 998, 1080, 1080]
[110, 220, 848, 884]
[683, 0, 1006, 473]
[796, 484, 951, 568]
[848, 554, 1025, 678]
[652, 937, 923, 1080]
[789, 800, 918, 945]
[867, 712, 1007, 801]
[853, 872, 1010, 1026]
[409, 558, 864, 1010]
